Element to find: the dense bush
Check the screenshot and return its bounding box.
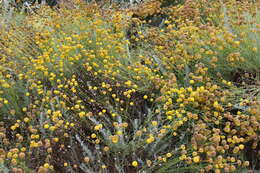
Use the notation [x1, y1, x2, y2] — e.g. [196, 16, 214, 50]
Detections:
[0, 0, 259, 172]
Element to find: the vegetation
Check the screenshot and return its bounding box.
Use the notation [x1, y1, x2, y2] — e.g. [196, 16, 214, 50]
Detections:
[0, 0, 259, 172]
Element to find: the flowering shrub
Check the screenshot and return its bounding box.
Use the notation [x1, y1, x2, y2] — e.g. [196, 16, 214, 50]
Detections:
[0, 0, 259, 172]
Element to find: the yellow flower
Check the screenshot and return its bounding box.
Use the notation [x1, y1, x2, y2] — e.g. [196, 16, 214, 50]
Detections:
[146, 136, 154, 144]
[193, 156, 200, 163]
[132, 161, 138, 167]
[151, 121, 158, 126]
[166, 153, 172, 158]
[79, 111, 85, 118]
[44, 124, 49, 129]
[110, 135, 119, 143]
[91, 133, 97, 139]
[75, 104, 80, 109]
[53, 138, 59, 142]
[116, 131, 123, 135]
[44, 163, 50, 169]
[103, 146, 109, 152]
[252, 47, 257, 52]
[23, 117, 30, 123]
[11, 126, 16, 131]
[239, 144, 244, 150]
[49, 126, 56, 131]
[94, 124, 103, 131]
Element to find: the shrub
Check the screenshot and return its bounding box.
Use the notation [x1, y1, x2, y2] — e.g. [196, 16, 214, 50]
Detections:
[0, 0, 259, 172]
